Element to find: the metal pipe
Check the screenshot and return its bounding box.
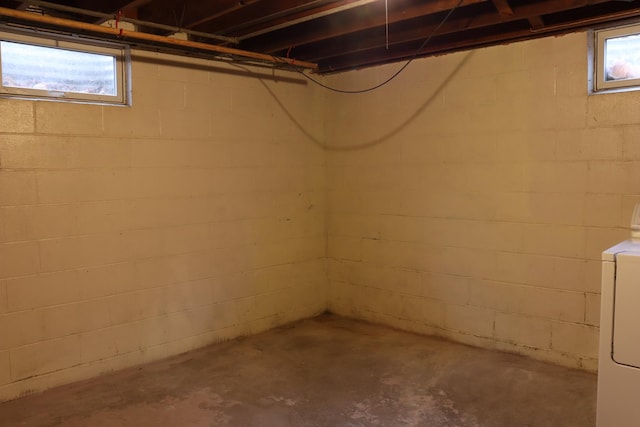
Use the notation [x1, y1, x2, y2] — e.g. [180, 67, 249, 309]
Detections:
[0, 7, 318, 70]
[24, 0, 239, 44]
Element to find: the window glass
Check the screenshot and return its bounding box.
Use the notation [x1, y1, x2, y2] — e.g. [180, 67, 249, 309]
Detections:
[1, 41, 117, 95]
[604, 33, 640, 82]
[593, 24, 640, 93]
[0, 30, 129, 105]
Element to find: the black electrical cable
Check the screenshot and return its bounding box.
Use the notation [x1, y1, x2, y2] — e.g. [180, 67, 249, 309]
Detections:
[297, 0, 465, 94]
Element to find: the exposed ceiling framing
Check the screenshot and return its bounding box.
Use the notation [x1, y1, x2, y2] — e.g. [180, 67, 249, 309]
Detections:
[1, 0, 640, 74]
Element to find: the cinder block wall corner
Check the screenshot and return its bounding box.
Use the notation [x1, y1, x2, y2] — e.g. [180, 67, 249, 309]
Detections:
[324, 31, 639, 372]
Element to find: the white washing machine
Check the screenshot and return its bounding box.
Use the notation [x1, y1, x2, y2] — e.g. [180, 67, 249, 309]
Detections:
[597, 230, 640, 425]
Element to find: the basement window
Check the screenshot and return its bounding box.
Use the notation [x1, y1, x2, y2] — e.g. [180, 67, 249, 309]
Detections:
[593, 24, 640, 93]
[0, 30, 130, 105]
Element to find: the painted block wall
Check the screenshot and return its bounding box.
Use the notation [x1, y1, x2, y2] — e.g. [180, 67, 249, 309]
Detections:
[325, 31, 639, 371]
[0, 51, 327, 401]
[0, 27, 634, 402]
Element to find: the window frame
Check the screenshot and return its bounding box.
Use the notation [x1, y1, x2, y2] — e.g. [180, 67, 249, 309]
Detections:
[592, 23, 640, 93]
[0, 28, 131, 105]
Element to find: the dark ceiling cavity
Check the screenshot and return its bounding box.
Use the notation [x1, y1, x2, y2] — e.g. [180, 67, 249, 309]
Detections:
[1, 0, 640, 74]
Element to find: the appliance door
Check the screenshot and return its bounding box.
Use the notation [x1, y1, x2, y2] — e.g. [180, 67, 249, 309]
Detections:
[613, 252, 640, 368]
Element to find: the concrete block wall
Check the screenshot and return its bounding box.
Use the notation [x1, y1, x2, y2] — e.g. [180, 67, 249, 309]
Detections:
[325, 32, 639, 371]
[0, 51, 326, 401]
[0, 28, 636, 401]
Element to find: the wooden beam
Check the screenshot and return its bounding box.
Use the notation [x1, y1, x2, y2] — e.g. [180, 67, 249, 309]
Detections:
[75, 0, 152, 15]
[0, 7, 317, 70]
[21, 1, 152, 23]
[490, 0, 513, 17]
[138, 0, 329, 33]
[116, 0, 154, 18]
[136, 0, 242, 30]
[316, 6, 640, 73]
[95, 0, 153, 22]
[14, 0, 238, 43]
[234, 0, 378, 40]
[297, 0, 613, 63]
[16, 2, 32, 11]
[243, 0, 487, 54]
[528, 15, 545, 30]
[190, 0, 333, 33]
[183, 0, 261, 29]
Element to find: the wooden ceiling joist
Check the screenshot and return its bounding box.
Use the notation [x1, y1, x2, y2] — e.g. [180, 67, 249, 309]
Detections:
[234, 0, 380, 41]
[490, 0, 513, 17]
[3, 0, 640, 74]
[528, 15, 545, 30]
[0, 6, 317, 70]
[242, 0, 486, 54]
[180, 0, 334, 34]
[315, 5, 640, 72]
[297, 0, 616, 63]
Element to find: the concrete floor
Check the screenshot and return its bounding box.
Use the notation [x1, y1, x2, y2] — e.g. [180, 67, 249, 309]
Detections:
[0, 314, 596, 427]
